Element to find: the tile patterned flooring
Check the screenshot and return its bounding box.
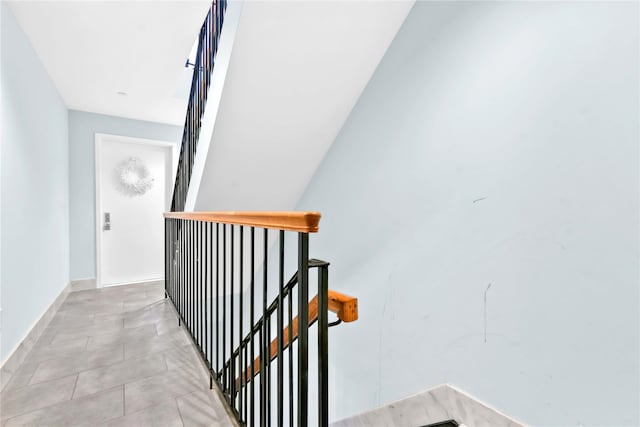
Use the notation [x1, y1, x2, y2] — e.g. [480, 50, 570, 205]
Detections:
[0, 282, 236, 426]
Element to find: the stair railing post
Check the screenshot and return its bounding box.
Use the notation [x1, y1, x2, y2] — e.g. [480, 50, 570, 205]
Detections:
[297, 232, 309, 427]
[317, 264, 329, 427]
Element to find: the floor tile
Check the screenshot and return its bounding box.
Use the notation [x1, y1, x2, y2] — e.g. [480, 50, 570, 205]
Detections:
[124, 329, 190, 360]
[2, 361, 39, 391]
[0, 375, 77, 420]
[25, 337, 89, 364]
[4, 385, 123, 426]
[176, 390, 235, 427]
[58, 300, 123, 316]
[48, 312, 95, 328]
[123, 299, 165, 313]
[124, 366, 206, 414]
[123, 310, 175, 330]
[29, 344, 124, 385]
[86, 324, 157, 351]
[49, 319, 125, 345]
[155, 317, 184, 336]
[106, 398, 183, 427]
[73, 353, 166, 399]
[163, 345, 205, 372]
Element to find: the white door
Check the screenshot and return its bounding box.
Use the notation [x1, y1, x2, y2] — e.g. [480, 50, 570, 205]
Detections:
[96, 134, 174, 287]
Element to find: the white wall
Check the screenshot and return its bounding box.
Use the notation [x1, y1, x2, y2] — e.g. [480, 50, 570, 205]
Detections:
[68, 110, 181, 280]
[1, 3, 70, 361]
[296, 2, 639, 425]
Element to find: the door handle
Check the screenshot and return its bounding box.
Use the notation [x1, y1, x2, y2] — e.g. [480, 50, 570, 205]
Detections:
[103, 212, 111, 231]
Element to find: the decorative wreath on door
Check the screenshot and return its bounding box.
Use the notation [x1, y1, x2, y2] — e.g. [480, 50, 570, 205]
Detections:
[113, 157, 155, 196]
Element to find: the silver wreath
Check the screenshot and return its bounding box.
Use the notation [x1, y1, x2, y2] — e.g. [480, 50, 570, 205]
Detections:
[113, 157, 155, 197]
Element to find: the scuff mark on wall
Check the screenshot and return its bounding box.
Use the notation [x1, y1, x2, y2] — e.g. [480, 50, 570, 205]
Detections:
[484, 283, 492, 343]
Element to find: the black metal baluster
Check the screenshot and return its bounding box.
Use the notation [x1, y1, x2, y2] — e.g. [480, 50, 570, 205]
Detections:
[191, 220, 195, 336]
[250, 227, 256, 427]
[244, 340, 248, 423]
[222, 224, 227, 392]
[260, 228, 268, 427]
[195, 221, 198, 344]
[179, 219, 187, 329]
[230, 225, 235, 406]
[164, 219, 168, 299]
[267, 314, 272, 427]
[194, 221, 197, 338]
[297, 233, 309, 427]
[187, 221, 191, 334]
[190, 220, 194, 335]
[210, 221, 215, 388]
[170, 219, 173, 300]
[183, 220, 186, 326]
[259, 322, 264, 427]
[193, 222, 197, 342]
[216, 223, 220, 381]
[239, 226, 244, 421]
[172, 220, 175, 304]
[205, 222, 209, 368]
[187, 221, 191, 333]
[185, 220, 188, 326]
[184, 220, 187, 326]
[317, 265, 329, 427]
[277, 231, 285, 426]
[178, 221, 182, 325]
[288, 277, 294, 427]
[166, 219, 169, 301]
[200, 221, 204, 349]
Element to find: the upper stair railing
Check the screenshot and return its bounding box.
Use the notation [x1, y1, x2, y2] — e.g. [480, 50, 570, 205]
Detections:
[164, 211, 358, 426]
[171, 0, 227, 212]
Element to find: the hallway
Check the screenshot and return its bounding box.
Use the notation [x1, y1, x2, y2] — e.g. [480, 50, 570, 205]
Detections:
[0, 282, 235, 426]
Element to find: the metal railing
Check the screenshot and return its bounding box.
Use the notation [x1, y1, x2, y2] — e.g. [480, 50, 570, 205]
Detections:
[164, 212, 337, 426]
[171, 0, 227, 212]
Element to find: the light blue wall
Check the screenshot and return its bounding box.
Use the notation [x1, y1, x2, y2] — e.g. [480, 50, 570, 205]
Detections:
[68, 110, 181, 280]
[1, 3, 70, 361]
[297, 2, 639, 425]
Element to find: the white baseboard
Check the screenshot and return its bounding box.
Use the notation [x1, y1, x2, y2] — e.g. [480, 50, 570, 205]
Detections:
[0, 281, 72, 391]
[100, 278, 163, 288]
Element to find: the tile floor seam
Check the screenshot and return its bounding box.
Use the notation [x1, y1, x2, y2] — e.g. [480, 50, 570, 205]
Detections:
[174, 394, 187, 427]
[22, 347, 132, 391]
[0, 374, 78, 422]
[72, 355, 170, 399]
[3, 384, 126, 426]
[4, 360, 40, 392]
[18, 334, 173, 392]
[70, 374, 80, 399]
[105, 398, 183, 426]
[1, 372, 77, 396]
[21, 336, 90, 366]
[123, 381, 210, 417]
[161, 350, 169, 371]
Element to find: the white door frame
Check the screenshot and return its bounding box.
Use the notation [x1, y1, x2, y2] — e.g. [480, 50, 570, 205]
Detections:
[95, 133, 178, 288]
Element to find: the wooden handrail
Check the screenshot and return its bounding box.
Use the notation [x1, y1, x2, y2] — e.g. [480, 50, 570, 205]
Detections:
[236, 290, 357, 389]
[164, 211, 321, 233]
